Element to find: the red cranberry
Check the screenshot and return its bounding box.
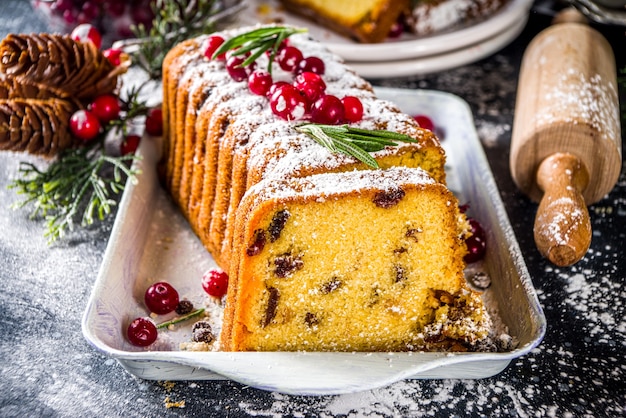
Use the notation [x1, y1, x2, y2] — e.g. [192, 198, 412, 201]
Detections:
[414, 114, 435, 132]
[204, 35, 226, 60]
[70, 23, 102, 49]
[388, 21, 405, 38]
[127, 317, 157, 347]
[464, 218, 487, 263]
[225, 55, 248, 82]
[341, 96, 364, 123]
[144, 282, 179, 315]
[145, 107, 163, 136]
[310, 95, 344, 125]
[201, 267, 229, 298]
[248, 70, 273, 96]
[103, 48, 123, 66]
[296, 56, 325, 75]
[89, 94, 121, 123]
[69, 109, 101, 142]
[293, 71, 326, 102]
[277, 45, 303, 72]
[269, 84, 308, 121]
[120, 134, 141, 155]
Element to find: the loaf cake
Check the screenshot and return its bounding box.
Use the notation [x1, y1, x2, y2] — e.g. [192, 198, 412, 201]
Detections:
[221, 167, 491, 351]
[161, 24, 493, 352]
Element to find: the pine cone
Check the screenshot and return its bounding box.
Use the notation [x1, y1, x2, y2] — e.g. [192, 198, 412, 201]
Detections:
[0, 33, 123, 99]
[0, 97, 78, 157]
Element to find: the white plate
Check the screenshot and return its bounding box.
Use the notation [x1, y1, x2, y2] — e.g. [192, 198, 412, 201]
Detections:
[347, 15, 527, 78]
[82, 88, 546, 396]
[236, 0, 533, 62]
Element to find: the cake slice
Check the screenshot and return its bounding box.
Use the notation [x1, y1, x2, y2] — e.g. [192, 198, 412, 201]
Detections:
[220, 167, 491, 352]
[279, 0, 409, 43]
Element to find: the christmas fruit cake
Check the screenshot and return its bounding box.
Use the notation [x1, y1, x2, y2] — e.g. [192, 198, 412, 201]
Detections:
[276, 0, 510, 42]
[160, 24, 492, 352]
[276, 0, 407, 43]
[221, 167, 491, 351]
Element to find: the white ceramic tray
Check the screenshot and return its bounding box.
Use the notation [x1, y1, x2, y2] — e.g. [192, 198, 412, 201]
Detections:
[82, 88, 546, 395]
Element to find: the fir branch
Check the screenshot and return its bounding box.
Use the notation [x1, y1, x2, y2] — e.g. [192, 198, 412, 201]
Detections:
[131, 0, 219, 79]
[211, 26, 308, 73]
[129, 0, 243, 79]
[9, 140, 140, 244]
[295, 124, 418, 168]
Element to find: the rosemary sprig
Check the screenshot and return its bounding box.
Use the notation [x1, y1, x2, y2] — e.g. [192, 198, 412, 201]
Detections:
[9, 141, 139, 244]
[156, 308, 205, 329]
[295, 124, 418, 168]
[211, 26, 308, 72]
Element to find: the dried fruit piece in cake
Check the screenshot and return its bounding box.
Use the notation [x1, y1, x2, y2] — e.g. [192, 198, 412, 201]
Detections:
[221, 167, 492, 352]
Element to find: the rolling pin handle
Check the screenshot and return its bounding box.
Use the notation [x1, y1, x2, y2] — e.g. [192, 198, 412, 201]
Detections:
[533, 153, 592, 267]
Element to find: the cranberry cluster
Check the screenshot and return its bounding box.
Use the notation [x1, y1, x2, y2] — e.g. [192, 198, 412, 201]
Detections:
[66, 24, 163, 154]
[31, 0, 155, 44]
[126, 268, 229, 347]
[204, 35, 364, 125]
[127, 281, 181, 347]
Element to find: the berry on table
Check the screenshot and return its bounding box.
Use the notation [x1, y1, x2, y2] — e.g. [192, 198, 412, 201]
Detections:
[127, 317, 157, 347]
[202, 267, 229, 299]
[89, 94, 121, 123]
[70, 23, 102, 49]
[144, 107, 163, 136]
[144, 281, 180, 315]
[69, 109, 101, 142]
[120, 134, 141, 155]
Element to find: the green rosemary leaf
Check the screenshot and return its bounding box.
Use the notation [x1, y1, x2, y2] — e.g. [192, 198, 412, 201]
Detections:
[345, 126, 417, 142]
[334, 132, 398, 146]
[211, 26, 308, 72]
[296, 123, 418, 168]
[333, 139, 379, 169]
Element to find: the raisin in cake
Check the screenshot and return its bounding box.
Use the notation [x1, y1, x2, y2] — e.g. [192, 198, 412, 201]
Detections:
[221, 167, 491, 351]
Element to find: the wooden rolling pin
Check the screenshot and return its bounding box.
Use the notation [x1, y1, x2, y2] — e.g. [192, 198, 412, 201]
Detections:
[510, 12, 622, 267]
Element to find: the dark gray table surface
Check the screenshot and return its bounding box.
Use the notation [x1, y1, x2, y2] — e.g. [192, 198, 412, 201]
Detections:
[1, 0, 624, 416]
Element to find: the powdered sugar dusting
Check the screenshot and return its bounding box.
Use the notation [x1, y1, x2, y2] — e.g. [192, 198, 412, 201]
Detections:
[537, 71, 620, 144]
